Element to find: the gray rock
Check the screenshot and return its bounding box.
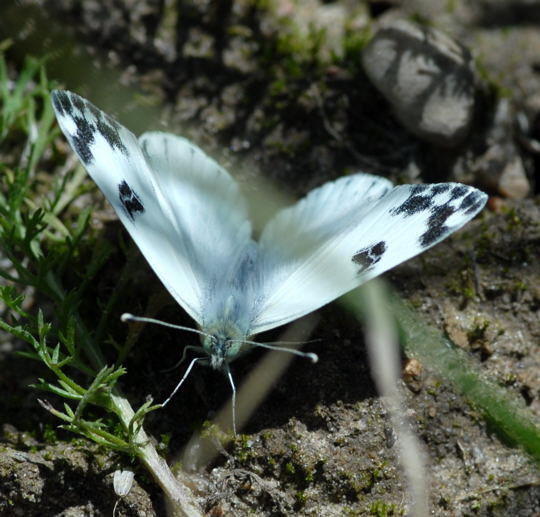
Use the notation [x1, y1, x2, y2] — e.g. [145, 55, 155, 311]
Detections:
[477, 143, 530, 199]
[362, 20, 476, 146]
[476, 99, 531, 200]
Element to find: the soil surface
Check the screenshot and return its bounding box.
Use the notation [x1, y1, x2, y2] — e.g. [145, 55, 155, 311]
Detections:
[1, 1, 539, 516]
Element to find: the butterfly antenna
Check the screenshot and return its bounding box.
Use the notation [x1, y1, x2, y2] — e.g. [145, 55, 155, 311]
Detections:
[162, 356, 200, 407]
[238, 338, 319, 363]
[225, 364, 237, 436]
[121, 313, 212, 339]
[261, 338, 322, 346]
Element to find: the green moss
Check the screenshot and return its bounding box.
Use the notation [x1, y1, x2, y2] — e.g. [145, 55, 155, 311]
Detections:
[470, 499, 481, 510]
[171, 461, 184, 476]
[372, 469, 384, 481]
[260, 431, 273, 441]
[269, 78, 287, 97]
[513, 280, 527, 292]
[304, 468, 314, 483]
[368, 500, 398, 516]
[334, 470, 376, 500]
[341, 26, 372, 74]
[294, 490, 307, 507]
[445, 267, 476, 300]
[159, 433, 171, 453]
[474, 55, 513, 98]
[467, 319, 490, 344]
[284, 461, 296, 475]
[42, 424, 58, 445]
[266, 456, 277, 467]
[235, 434, 255, 463]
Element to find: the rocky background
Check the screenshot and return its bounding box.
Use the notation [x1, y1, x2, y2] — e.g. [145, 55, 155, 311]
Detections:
[0, 0, 539, 515]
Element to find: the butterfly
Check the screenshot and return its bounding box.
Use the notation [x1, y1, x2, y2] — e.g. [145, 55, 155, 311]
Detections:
[51, 90, 488, 431]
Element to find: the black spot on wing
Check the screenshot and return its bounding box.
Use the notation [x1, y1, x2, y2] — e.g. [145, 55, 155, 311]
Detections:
[419, 203, 456, 247]
[419, 186, 486, 248]
[371, 241, 386, 259]
[53, 91, 73, 117]
[460, 191, 484, 215]
[72, 115, 95, 165]
[431, 184, 451, 195]
[390, 191, 433, 217]
[352, 240, 387, 273]
[52, 92, 65, 116]
[54, 92, 129, 164]
[71, 94, 85, 112]
[118, 180, 145, 221]
[96, 115, 128, 155]
[87, 103, 101, 120]
[449, 184, 468, 200]
[391, 184, 471, 218]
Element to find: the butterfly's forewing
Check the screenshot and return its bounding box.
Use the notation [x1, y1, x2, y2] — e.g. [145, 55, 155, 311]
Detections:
[139, 132, 252, 283]
[52, 91, 207, 323]
[138, 132, 256, 328]
[249, 176, 487, 334]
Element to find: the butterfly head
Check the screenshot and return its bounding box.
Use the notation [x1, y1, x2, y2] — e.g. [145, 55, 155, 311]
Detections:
[201, 323, 247, 370]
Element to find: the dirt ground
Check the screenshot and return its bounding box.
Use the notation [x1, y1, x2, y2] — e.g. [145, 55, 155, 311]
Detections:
[1, 1, 540, 516]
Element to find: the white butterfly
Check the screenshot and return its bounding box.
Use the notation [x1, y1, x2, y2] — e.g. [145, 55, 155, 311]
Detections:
[52, 90, 487, 430]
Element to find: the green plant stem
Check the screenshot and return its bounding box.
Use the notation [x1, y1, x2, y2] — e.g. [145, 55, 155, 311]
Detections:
[110, 393, 202, 517]
[79, 315, 202, 515]
[46, 267, 203, 516]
